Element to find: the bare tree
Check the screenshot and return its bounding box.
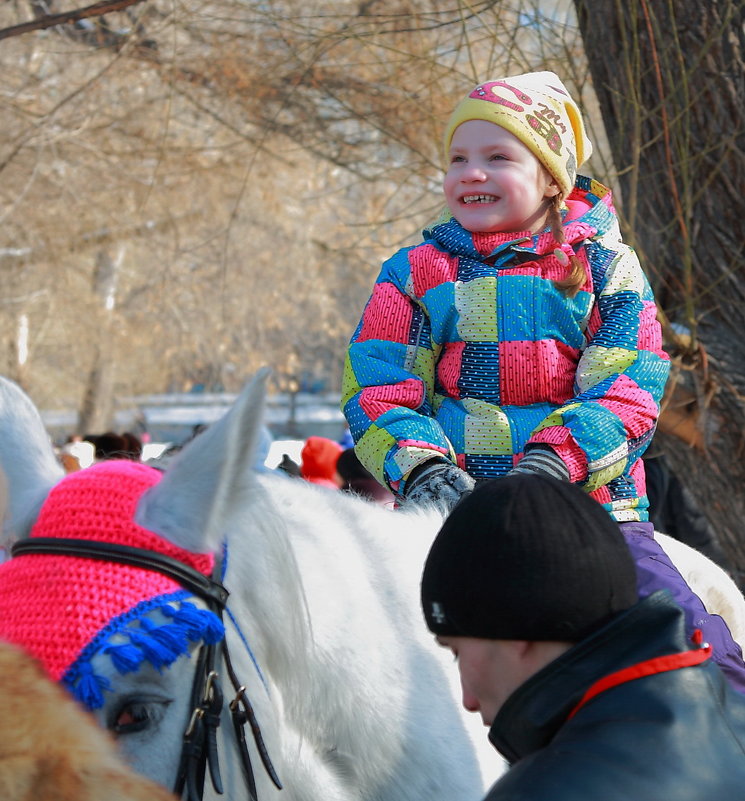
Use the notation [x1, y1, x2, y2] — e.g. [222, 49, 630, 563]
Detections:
[3, 0, 576, 418]
[0, 0, 146, 43]
[575, 0, 745, 575]
[77, 247, 122, 432]
[16, 0, 738, 510]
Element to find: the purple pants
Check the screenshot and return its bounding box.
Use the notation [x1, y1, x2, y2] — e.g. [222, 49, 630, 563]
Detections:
[622, 521, 745, 693]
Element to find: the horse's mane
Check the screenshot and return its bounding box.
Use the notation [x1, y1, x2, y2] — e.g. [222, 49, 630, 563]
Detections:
[232, 471, 447, 766]
[226, 474, 315, 690]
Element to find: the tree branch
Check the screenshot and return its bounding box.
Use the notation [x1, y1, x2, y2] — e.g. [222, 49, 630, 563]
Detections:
[0, 0, 146, 42]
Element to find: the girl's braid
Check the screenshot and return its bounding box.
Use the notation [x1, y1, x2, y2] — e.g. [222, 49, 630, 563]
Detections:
[547, 195, 586, 298]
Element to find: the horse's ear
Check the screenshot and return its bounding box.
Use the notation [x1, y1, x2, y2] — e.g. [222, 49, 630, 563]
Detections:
[135, 367, 272, 554]
[0, 377, 65, 543]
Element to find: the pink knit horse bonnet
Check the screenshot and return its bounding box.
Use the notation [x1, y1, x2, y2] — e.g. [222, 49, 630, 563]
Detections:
[0, 460, 224, 709]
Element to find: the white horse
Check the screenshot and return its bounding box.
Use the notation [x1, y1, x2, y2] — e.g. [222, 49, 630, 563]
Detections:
[0, 370, 743, 801]
[0, 370, 498, 801]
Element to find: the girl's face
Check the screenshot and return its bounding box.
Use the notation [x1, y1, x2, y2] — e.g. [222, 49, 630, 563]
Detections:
[444, 120, 559, 234]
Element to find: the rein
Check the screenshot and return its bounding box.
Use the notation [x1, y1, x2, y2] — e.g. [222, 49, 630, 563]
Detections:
[12, 537, 283, 801]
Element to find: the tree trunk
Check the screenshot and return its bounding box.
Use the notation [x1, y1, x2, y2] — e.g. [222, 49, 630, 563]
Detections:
[77, 249, 121, 434]
[574, 0, 745, 582]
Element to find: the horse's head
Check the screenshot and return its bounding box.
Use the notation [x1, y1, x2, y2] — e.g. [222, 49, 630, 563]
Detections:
[0, 460, 224, 703]
[0, 370, 275, 795]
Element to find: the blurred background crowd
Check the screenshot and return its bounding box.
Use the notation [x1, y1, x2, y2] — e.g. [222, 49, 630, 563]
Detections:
[57, 425, 395, 509]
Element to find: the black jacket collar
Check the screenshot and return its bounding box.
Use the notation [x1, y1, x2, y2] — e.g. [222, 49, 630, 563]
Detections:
[488, 592, 689, 763]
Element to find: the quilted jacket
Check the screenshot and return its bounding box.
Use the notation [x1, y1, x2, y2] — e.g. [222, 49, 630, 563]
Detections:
[341, 176, 670, 522]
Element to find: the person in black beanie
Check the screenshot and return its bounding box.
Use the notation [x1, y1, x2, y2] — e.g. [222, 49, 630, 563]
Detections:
[421, 474, 745, 801]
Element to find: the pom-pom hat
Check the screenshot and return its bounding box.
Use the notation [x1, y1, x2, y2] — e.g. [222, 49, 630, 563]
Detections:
[0, 460, 224, 709]
[421, 474, 638, 642]
[301, 435, 343, 487]
[443, 71, 593, 197]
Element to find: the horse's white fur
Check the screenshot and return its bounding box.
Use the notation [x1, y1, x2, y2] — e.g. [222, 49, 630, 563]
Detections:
[0, 371, 498, 801]
[131, 368, 500, 799]
[0, 370, 743, 801]
[0, 378, 63, 542]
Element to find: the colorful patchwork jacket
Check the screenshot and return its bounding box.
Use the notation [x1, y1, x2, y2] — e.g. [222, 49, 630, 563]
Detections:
[341, 177, 670, 522]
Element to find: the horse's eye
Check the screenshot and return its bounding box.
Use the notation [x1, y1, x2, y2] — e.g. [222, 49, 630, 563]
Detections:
[110, 698, 170, 735]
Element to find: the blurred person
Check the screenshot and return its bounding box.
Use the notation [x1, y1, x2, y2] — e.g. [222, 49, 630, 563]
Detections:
[336, 447, 394, 506]
[60, 435, 95, 472]
[86, 432, 128, 461]
[121, 431, 143, 460]
[644, 449, 738, 582]
[276, 453, 302, 478]
[338, 426, 355, 450]
[300, 436, 343, 489]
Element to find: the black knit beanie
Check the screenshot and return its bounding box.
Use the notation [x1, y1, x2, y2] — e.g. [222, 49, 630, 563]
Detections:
[421, 474, 638, 642]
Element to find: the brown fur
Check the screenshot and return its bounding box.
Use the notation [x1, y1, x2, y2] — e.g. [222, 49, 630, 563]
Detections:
[0, 641, 177, 801]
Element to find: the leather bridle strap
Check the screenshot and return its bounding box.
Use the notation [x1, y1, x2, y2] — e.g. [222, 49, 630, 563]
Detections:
[11, 536, 282, 800]
[175, 643, 222, 801]
[11, 538, 229, 607]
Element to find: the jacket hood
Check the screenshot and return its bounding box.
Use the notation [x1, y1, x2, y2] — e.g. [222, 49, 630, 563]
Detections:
[423, 175, 618, 266]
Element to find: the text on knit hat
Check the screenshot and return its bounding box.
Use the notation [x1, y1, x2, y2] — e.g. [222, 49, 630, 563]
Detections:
[442, 71, 593, 197]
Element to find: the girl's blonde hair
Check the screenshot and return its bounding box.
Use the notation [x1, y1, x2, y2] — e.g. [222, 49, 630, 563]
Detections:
[547, 195, 586, 298]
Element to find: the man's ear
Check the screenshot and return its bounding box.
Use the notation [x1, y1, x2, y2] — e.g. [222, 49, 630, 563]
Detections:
[524, 640, 573, 672]
[514, 640, 533, 659]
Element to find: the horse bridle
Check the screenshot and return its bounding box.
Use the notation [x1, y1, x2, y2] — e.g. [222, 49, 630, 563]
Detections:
[12, 537, 283, 801]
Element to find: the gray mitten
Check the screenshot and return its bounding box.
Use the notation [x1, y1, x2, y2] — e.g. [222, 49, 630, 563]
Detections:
[508, 445, 570, 481]
[403, 459, 475, 513]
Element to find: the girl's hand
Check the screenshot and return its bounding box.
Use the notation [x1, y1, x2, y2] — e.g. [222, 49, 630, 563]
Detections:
[402, 460, 475, 513]
[508, 446, 570, 482]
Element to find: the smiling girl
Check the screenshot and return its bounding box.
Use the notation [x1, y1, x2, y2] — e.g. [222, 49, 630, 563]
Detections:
[341, 71, 745, 690]
[342, 70, 667, 512]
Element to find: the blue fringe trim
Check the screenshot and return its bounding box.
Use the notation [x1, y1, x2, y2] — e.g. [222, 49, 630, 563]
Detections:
[74, 661, 112, 709]
[62, 593, 225, 710]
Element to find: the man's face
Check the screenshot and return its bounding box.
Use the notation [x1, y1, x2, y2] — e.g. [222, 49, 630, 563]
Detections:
[436, 635, 529, 726]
